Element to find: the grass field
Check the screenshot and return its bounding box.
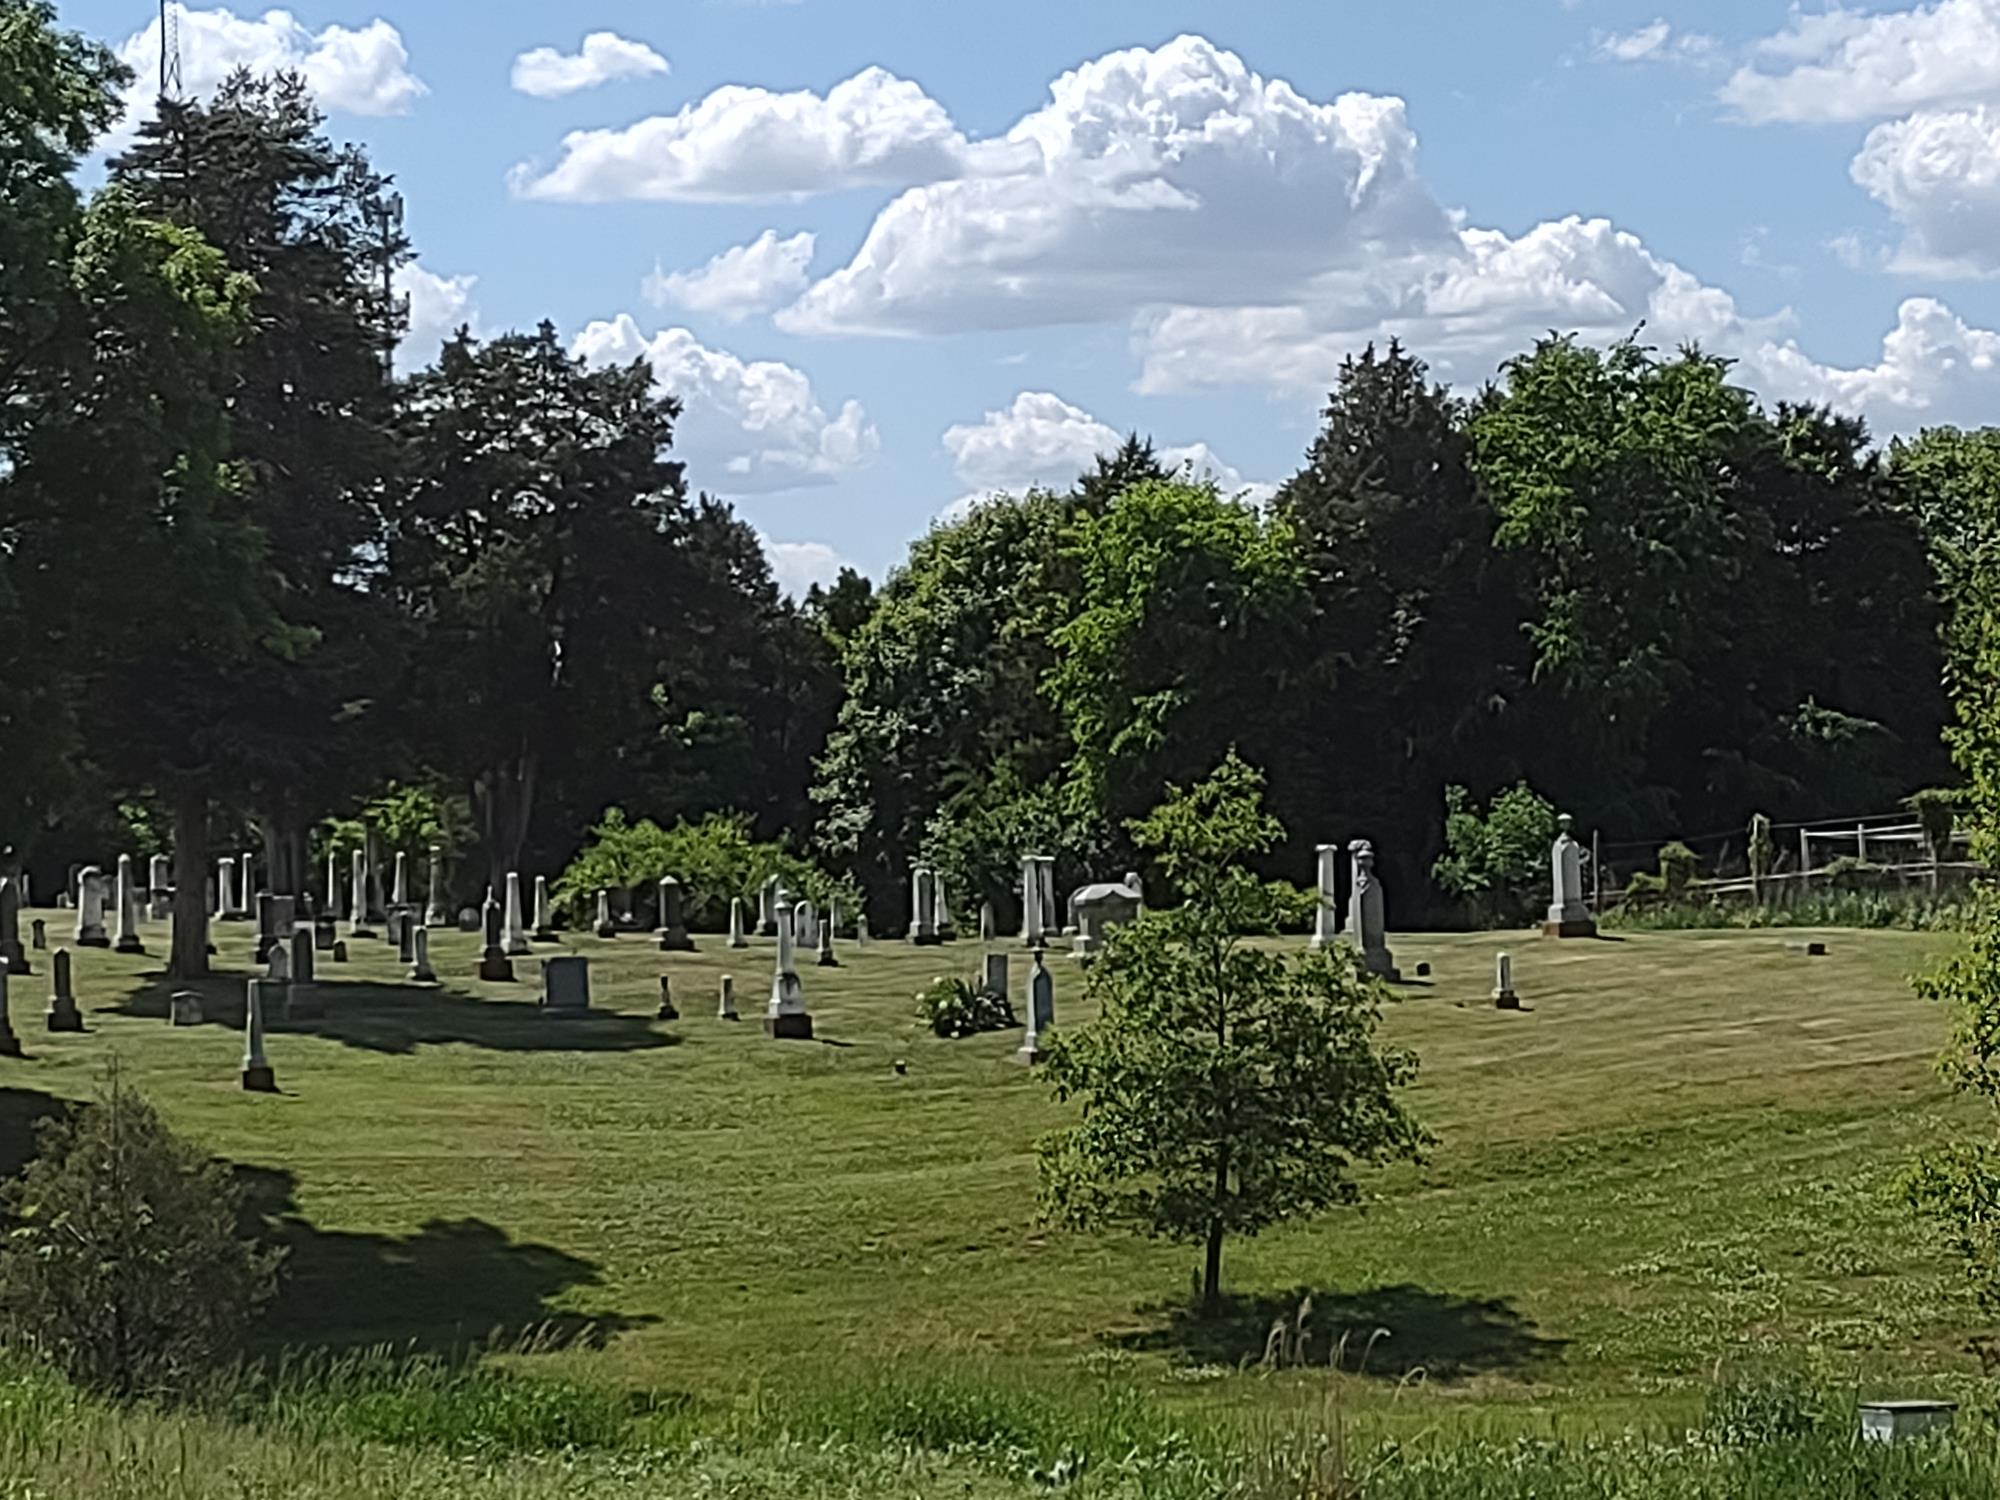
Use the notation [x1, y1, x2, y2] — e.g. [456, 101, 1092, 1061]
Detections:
[0, 910, 1985, 1446]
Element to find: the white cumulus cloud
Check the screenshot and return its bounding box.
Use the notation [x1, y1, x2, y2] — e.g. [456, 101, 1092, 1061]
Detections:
[394, 262, 480, 374]
[1724, 0, 2000, 124]
[778, 35, 1455, 336]
[113, 6, 424, 144]
[941, 390, 1267, 500]
[643, 231, 816, 322]
[760, 537, 853, 598]
[1851, 105, 2000, 274]
[510, 66, 966, 202]
[571, 314, 877, 493]
[512, 32, 669, 98]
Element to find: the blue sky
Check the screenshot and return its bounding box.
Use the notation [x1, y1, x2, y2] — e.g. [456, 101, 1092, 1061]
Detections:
[60, 0, 2000, 591]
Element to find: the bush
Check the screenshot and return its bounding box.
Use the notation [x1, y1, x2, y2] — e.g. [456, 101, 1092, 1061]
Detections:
[1260, 879, 1319, 935]
[1658, 840, 1699, 900]
[917, 976, 1017, 1039]
[1432, 782, 1557, 926]
[557, 808, 850, 931]
[0, 1070, 282, 1394]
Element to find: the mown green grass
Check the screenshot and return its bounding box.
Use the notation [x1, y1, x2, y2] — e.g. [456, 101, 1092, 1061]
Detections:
[0, 911, 1983, 1438]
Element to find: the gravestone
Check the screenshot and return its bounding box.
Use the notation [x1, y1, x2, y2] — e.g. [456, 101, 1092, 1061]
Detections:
[504, 872, 531, 956]
[543, 955, 591, 1015]
[325, 850, 341, 920]
[795, 897, 818, 950]
[657, 877, 694, 952]
[765, 896, 812, 1039]
[856, 912, 869, 946]
[241, 979, 276, 1092]
[758, 875, 780, 937]
[215, 856, 235, 920]
[396, 911, 416, 965]
[391, 850, 409, 910]
[44, 949, 81, 1033]
[73, 867, 109, 948]
[1343, 840, 1399, 981]
[728, 897, 748, 949]
[935, 880, 955, 942]
[1020, 855, 1046, 946]
[169, 989, 203, 1026]
[313, 907, 336, 952]
[594, 889, 617, 939]
[1071, 878, 1141, 958]
[532, 875, 556, 942]
[348, 851, 375, 939]
[408, 926, 437, 983]
[908, 866, 940, 946]
[1493, 952, 1520, 1010]
[331, 940, 348, 964]
[363, 835, 387, 924]
[254, 892, 278, 964]
[284, 930, 322, 1020]
[979, 902, 996, 943]
[148, 854, 172, 920]
[425, 844, 448, 929]
[456, 906, 481, 933]
[1310, 844, 1339, 951]
[1544, 814, 1598, 938]
[0, 963, 20, 1058]
[717, 974, 739, 1020]
[0, 876, 25, 976]
[656, 975, 678, 1021]
[478, 898, 514, 982]
[29, 919, 45, 951]
[237, 854, 254, 922]
[982, 951, 1009, 1000]
[816, 914, 838, 968]
[1017, 949, 1054, 1065]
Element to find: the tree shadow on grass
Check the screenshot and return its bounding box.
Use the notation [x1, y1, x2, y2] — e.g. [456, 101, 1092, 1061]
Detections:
[1121, 1284, 1565, 1382]
[233, 1163, 652, 1357]
[106, 974, 681, 1058]
[0, 1086, 74, 1181]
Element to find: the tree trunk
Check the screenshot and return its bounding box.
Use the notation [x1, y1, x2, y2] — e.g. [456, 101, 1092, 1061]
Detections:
[168, 791, 209, 979]
[1202, 1217, 1225, 1313]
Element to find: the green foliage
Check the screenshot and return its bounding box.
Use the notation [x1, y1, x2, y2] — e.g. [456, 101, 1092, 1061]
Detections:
[1605, 888, 1975, 932]
[1906, 788, 1965, 863]
[0, 1070, 281, 1394]
[1038, 754, 1424, 1308]
[1260, 879, 1319, 935]
[1748, 813, 1777, 885]
[1050, 481, 1308, 830]
[1431, 783, 1557, 926]
[556, 808, 844, 929]
[916, 976, 1017, 1040]
[1658, 841, 1699, 900]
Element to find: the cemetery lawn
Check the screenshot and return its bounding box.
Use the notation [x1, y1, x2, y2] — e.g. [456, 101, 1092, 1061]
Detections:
[2, 917, 1983, 1437]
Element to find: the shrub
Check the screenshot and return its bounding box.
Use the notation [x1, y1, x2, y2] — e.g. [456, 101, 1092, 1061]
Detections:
[917, 977, 1017, 1039]
[557, 808, 850, 930]
[1658, 840, 1699, 900]
[1432, 782, 1557, 926]
[1260, 879, 1319, 935]
[0, 1070, 282, 1394]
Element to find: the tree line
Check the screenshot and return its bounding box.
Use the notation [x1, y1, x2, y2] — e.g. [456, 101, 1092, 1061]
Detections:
[7, 2, 1995, 961]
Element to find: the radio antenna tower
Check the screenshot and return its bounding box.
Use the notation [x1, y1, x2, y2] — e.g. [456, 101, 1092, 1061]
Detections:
[159, 1, 183, 100]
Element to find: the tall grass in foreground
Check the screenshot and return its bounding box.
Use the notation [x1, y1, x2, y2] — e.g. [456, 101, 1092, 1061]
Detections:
[3, 1346, 2000, 1498]
[1602, 889, 1973, 932]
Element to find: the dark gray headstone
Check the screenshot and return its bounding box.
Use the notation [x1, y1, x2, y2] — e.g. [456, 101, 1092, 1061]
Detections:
[290, 929, 316, 987]
[544, 955, 591, 1014]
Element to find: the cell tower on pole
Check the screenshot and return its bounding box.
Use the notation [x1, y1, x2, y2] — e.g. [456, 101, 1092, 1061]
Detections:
[160, 1, 183, 100]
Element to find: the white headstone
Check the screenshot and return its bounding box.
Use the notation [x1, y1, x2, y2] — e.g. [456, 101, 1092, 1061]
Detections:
[73, 867, 108, 947]
[241, 979, 275, 1091]
[1018, 949, 1054, 1064]
[348, 850, 372, 937]
[1493, 951, 1520, 1009]
[717, 973, 738, 1020]
[595, 889, 616, 938]
[148, 854, 171, 920]
[391, 851, 409, 909]
[425, 845, 447, 928]
[728, 896, 748, 949]
[1545, 814, 1596, 937]
[1311, 844, 1339, 950]
[114, 855, 144, 954]
[503, 872, 530, 956]
[1020, 854, 1045, 946]
[766, 896, 811, 1036]
[533, 875, 553, 939]
[910, 866, 939, 945]
[216, 856, 236, 919]
[1344, 840, 1398, 980]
